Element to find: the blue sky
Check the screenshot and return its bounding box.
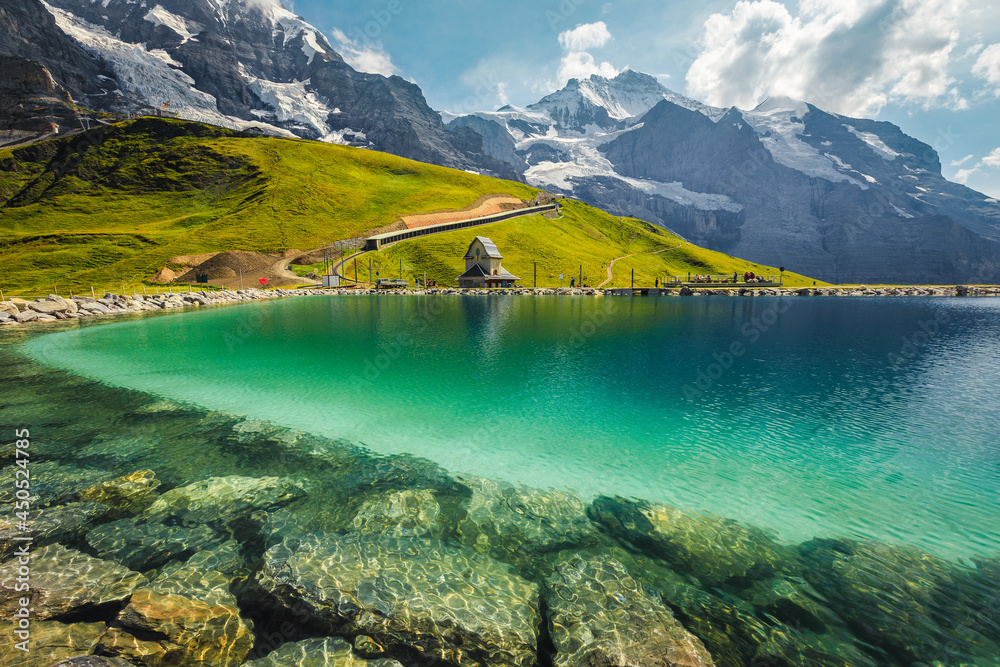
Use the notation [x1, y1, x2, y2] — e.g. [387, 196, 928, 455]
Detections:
[290, 0, 1000, 197]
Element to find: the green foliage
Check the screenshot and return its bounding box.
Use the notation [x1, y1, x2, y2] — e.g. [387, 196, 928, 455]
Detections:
[0, 117, 819, 293]
[378, 201, 819, 288]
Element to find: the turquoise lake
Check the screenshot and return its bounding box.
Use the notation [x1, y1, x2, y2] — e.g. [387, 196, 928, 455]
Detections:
[22, 295, 1000, 561]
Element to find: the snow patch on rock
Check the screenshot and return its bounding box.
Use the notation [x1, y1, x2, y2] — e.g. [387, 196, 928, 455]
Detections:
[143, 5, 201, 42]
[525, 142, 742, 213]
[247, 78, 334, 137]
[844, 125, 900, 161]
[746, 99, 864, 188]
[44, 1, 293, 136]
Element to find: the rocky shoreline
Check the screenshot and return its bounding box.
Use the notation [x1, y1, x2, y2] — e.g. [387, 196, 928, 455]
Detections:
[0, 407, 997, 667]
[1, 284, 998, 329]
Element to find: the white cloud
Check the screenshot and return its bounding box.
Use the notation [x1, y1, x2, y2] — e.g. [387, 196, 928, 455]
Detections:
[951, 154, 974, 166]
[973, 43, 1000, 95]
[558, 22, 613, 51]
[952, 148, 1000, 183]
[954, 168, 976, 183]
[556, 22, 619, 85]
[330, 28, 399, 77]
[685, 0, 968, 116]
[558, 51, 619, 82]
[982, 148, 1000, 168]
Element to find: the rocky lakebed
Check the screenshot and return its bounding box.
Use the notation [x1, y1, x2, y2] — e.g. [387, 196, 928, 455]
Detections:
[0, 319, 998, 667]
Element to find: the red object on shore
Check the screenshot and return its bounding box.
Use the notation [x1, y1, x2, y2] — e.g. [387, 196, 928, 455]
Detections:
[259, 278, 268, 286]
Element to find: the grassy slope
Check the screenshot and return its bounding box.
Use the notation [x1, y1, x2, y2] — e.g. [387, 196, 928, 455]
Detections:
[0, 117, 818, 293]
[369, 201, 817, 288]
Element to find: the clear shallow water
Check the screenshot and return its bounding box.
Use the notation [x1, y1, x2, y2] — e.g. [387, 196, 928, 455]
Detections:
[23, 295, 1000, 560]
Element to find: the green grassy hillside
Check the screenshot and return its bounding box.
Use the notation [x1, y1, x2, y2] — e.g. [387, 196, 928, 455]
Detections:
[365, 201, 816, 288]
[0, 117, 819, 293]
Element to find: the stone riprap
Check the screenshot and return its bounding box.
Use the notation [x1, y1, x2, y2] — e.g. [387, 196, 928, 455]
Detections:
[454, 475, 599, 570]
[98, 575, 255, 667]
[78, 469, 161, 519]
[87, 517, 221, 571]
[0, 620, 107, 666]
[0, 501, 107, 560]
[588, 496, 795, 586]
[244, 637, 405, 667]
[0, 544, 147, 620]
[258, 533, 540, 667]
[144, 475, 307, 527]
[546, 554, 715, 667]
[349, 489, 442, 538]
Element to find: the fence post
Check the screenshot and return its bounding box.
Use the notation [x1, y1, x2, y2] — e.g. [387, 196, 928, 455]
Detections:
[91, 286, 96, 299]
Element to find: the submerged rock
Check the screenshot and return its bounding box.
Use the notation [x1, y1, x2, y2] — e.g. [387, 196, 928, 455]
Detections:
[0, 620, 106, 666]
[244, 637, 404, 667]
[49, 657, 135, 667]
[0, 462, 113, 508]
[603, 545, 874, 667]
[258, 533, 540, 667]
[79, 469, 161, 518]
[0, 544, 147, 621]
[799, 538, 1000, 665]
[350, 489, 441, 538]
[546, 554, 715, 667]
[50, 657, 135, 667]
[454, 475, 599, 568]
[87, 517, 220, 571]
[588, 496, 793, 586]
[158, 540, 248, 582]
[0, 501, 107, 560]
[99, 564, 254, 667]
[144, 475, 307, 526]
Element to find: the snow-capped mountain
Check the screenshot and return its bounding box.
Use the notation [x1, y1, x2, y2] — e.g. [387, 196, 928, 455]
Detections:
[0, 0, 516, 177]
[446, 71, 1000, 284]
[3, 0, 998, 283]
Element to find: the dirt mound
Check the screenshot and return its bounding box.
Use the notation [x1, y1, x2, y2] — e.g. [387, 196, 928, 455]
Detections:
[167, 250, 308, 288]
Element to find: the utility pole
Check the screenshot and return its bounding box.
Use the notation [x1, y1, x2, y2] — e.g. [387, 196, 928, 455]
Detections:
[631, 269, 634, 289]
[533, 262, 537, 288]
[579, 264, 582, 288]
[399, 258, 403, 281]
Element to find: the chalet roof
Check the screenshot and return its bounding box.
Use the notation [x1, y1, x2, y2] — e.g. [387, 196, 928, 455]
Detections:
[463, 236, 504, 260]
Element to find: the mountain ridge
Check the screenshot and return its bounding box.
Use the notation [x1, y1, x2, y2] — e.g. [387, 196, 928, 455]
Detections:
[2, 0, 998, 283]
[446, 70, 1000, 283]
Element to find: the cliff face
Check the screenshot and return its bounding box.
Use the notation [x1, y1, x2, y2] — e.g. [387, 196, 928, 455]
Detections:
[0, 56, 87, 147]
[0, 0, 112, 104]
[0, 0, 515, 177]
[597, 100, 1000, 283]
